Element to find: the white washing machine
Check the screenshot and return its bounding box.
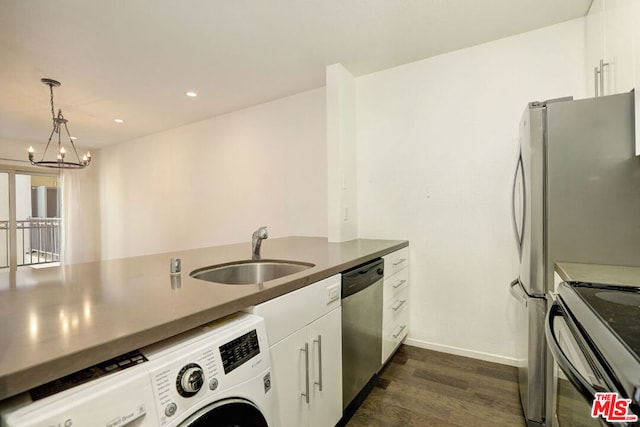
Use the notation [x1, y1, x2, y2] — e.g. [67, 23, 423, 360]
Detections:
[0, 312, 277, 427]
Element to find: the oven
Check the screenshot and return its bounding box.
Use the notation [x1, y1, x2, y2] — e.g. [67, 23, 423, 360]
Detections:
[545, 282, 640, 427]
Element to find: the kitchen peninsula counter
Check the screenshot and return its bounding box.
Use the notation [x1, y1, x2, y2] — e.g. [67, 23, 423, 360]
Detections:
[555, 262, 640, 287]
[0, 236, 408, 401]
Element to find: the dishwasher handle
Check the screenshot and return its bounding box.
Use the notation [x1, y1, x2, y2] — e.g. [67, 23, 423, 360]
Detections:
[342, 258, 384, 299]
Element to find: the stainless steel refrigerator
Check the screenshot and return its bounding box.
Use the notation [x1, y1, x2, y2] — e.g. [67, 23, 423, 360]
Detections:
[509, 92, 640, 426]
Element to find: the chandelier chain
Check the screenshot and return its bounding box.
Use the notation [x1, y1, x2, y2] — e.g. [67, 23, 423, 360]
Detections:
[49, 84, 55, 121]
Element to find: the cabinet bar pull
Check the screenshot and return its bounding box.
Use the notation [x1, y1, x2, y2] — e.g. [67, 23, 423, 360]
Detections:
[594, 59, 610, 97]
[392, 299, 407, 311]
[314, 334, 323, 391]
[392, 325, 407, 339]
[392, 258, 406, 266]
[301, 343, 310, 403]
[392, 279, 406, 289]
[599, 59, 608, 96]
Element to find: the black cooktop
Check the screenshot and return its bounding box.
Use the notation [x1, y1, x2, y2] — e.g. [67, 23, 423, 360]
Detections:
[571, 282, 640, 361]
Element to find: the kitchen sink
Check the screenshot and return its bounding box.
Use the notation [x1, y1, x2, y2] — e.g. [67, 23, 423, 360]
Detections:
[190, 259, 314, 285]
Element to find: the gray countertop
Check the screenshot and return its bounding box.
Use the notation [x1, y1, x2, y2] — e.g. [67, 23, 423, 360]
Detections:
[0, 236, 407, 401]
[555, 262, 640, 287]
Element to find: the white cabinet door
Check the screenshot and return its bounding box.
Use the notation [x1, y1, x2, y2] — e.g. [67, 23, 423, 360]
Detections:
[270, 327, 309, 427]
[308, 308, 342, 427]
[269, 308, 342, 427]
[254, 275, 343, 427]
[586, 0, 640, 155]
[605, 0, 636, 94]
[586, 0, 606, 97]
[586, 0, 635, 97]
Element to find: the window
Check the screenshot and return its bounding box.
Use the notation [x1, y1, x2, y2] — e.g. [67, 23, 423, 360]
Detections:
[0, 168, 61, 270]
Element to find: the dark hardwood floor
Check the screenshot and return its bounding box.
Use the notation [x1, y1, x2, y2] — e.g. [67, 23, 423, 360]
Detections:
[346, 345, 527, 427]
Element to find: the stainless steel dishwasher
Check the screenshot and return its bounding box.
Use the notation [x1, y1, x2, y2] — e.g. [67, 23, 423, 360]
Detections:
[341, 258, 384, 412]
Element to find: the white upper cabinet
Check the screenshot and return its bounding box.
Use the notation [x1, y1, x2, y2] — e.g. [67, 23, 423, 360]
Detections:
[585, 0, 636, 97]
[605, 0, 636, 94]
[586, 0, 640, 155]
[586, 0, 606, 97]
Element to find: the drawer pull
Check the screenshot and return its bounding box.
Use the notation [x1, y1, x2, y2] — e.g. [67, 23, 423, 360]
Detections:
[392, 279, 407, 289]
[392, 299, 407, 311]
[392, 258, 407, 266]
[301, 343, 310, 404]
[314, 335, 323, 391]
[392, 325, 407, 339]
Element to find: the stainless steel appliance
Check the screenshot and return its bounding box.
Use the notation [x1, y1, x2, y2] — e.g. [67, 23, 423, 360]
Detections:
[341, 258, 384, 413]
[546, 282, 640, 426]
[509, 92, 640, 426]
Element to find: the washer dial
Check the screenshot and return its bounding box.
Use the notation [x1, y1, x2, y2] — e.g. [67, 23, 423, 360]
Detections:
[176, 363, 204, 397]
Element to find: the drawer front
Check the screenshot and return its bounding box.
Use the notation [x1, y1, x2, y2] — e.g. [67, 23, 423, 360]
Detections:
[383, 267, 409, 302]
[382, 286, 409, 330]
[382, 307, 409, 363]
[383, 247, 409, 278]
[252, 274, 341, 345]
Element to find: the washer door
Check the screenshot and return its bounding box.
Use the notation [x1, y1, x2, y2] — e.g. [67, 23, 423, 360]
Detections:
[180, 398, 268, 427]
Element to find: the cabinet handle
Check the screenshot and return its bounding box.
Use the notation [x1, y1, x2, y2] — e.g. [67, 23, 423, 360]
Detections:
[392, 299, 407, 311]
[314, 334, 323, 391]
[301, 343, 310, 404]
[392, 279, 406, 289]
[392, 258, 406, 266]
[594, 59, 609, 97]
[392, 325, 407, 339]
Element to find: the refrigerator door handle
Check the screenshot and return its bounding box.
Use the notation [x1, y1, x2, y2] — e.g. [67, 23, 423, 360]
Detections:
[511, 151, 526, 257]
[545, 301, 602, 403]
[509, 278, 527, 305]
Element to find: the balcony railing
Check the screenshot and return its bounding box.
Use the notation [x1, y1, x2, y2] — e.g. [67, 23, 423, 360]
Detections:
[0, 217, 61, 268]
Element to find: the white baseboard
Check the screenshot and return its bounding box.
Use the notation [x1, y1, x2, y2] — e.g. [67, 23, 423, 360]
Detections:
[403, 337, 519, 367]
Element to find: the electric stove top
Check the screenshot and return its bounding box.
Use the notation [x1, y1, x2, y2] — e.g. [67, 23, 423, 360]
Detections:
[558, 281, 640, 405]
[573, 283, 640, 360]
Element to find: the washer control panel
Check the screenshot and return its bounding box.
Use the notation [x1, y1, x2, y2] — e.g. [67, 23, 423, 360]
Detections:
[219, 329, 260, 374]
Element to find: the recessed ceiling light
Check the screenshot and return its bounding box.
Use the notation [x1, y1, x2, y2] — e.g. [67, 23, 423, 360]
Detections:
[186, 91, 197, 97]
[114, 118, 124, 123]
[70, 136, 77, 140]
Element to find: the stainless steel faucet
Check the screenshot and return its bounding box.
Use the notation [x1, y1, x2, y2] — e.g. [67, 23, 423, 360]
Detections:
[251, 226, 268, 259]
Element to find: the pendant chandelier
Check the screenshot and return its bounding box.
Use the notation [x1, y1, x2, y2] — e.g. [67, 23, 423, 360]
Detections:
[28, 78, 91, 169]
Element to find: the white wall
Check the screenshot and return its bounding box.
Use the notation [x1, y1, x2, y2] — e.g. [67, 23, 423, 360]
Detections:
[356, 19, 587, 363]
[326, 64, 358, 242]
[98, 88, 327, 259]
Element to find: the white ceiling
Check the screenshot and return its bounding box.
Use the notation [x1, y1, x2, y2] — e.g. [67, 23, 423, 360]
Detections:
[0, 0, 592, 150]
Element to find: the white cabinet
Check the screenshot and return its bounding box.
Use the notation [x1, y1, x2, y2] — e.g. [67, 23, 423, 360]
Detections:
[585, 0, 635, 97]
[585, 0, 640, 155]
[252, 275, 342, 427]
[586, 0, 606, 96]
[381, 247, 409, 364]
